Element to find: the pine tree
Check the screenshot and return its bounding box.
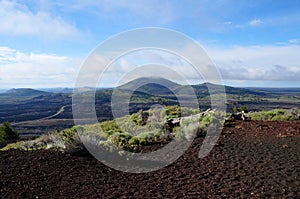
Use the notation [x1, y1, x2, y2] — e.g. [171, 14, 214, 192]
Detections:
[0, 121, 19, 141]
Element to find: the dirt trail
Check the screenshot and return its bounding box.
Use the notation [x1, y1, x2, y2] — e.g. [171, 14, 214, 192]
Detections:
[38, 105, 70, 120]
[12, 105, 71, 126]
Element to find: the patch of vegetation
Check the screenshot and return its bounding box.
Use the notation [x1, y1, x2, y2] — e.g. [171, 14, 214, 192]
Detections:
[175, 111, 223, 140]
[160, 105, 181, 120]
[1, 106, 221, 158]
[1, 141, 28, 151]
[1, 126, 82, 151]
[160, 105, 201, 120]
[99, 120, 124, 138]
[107, 132, 132, 150]
[8, 107, 297, 154]
[233, 106, 248, 113]
[248, 109, 299, 121]
[130, 110, 149, 126]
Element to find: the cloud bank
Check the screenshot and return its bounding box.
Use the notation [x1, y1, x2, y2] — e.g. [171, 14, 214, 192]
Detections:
[0, 46, 78, 88]
[207, 45, 300, 82]
[0, 0, 82, 40]
[1, 43, 300, 88]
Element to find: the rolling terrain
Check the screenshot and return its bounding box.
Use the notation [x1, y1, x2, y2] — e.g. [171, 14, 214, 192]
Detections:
[0, 77, 299, 137]
[0, 78, 299, 198]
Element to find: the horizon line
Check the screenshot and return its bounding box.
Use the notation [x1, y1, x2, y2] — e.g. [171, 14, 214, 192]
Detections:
[1, 83, 300, 92]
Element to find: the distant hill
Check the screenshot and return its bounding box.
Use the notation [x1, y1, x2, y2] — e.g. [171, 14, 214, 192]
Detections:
[246, 87, 300, 93]
[1, 78, 266, 100]
[117, 77, 181, 95]
[0, 89, 7, 93]
[39, 88, 74, 94]
[3, 88, 51, 98]
[116, 77, 265, 97]
[41, 87, 111, 93]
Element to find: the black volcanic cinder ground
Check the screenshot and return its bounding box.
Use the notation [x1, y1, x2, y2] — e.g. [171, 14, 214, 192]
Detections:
[0, 121, 299, 198]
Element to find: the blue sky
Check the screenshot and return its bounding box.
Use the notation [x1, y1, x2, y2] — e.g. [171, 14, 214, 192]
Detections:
[0, 0, 300, 88]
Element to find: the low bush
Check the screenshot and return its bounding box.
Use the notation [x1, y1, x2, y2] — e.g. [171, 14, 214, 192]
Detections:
[58, 126, 82, 145]
[160, 105, 181, 120]
[175, 111, 224, 140]
[100, 120, 123, 138]
[1, 141, 26, 151]
[128, 136, 140, 146]
[249, 109, 298, 121]
[181, 107, 201, 117]
[135, 130, 161, 144]
[175, 120, 200, 140]
[108, 132, 132, 148]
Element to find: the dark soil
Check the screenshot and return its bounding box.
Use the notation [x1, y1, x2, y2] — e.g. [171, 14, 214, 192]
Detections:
[1, 121, 299, 198]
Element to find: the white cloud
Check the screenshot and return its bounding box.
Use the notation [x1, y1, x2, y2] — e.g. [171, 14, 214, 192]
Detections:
[206, 45, 300, 82]
[82, 49, 205, 87]
[0, 46, 79, 88]
[223, 21, 232, 25]
[0, 0, 82, 40]
[2, 43, 300, 88]
[249, 18, 263, 26]
[288, 38, 300, 44]
[78, 44, 300, 87]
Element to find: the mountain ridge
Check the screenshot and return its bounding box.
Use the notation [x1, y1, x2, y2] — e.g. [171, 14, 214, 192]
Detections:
[0, 77, 288, 98]
[117, 77, 265, 96]
[3, 88, 51, 97]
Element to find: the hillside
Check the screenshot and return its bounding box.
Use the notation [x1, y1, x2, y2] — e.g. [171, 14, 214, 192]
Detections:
[39, 88, 74, 94]
[4, 88, 51, 97]
[117, 77, 264, 97]
[0, 88, 55, 105]
[191, 82, 265, 97]
[117, 77, 181, 95]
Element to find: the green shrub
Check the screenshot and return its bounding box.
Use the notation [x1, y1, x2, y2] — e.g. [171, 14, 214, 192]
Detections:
[130, 113, 139, 124]
[130, 111, 149, 126]
[100, 120, 123, 138]
[137, 131, 155, 143]
[128, 136, 140, 146]
[128, 129, 162, 147]
[271, 114, 294, 121]
[1, 141, 26, 150]
[240, 106, 248, 113]
[98, 140, 119, 153]
[233, 106, 248, 113]
[160, 106, 181, 120]
[157, 105, 201, 121]
[175, 111, 224, 140]
[108, 132, 132, 149]
[175, 118, 200, 140]
[199, 114, 214, 129]
[181, 107, 201, 117]
[174, 127, 186, 140]
[58, 126, 79, 145]
[249, 109, 297, 121]
[233, 106, 239, 113]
